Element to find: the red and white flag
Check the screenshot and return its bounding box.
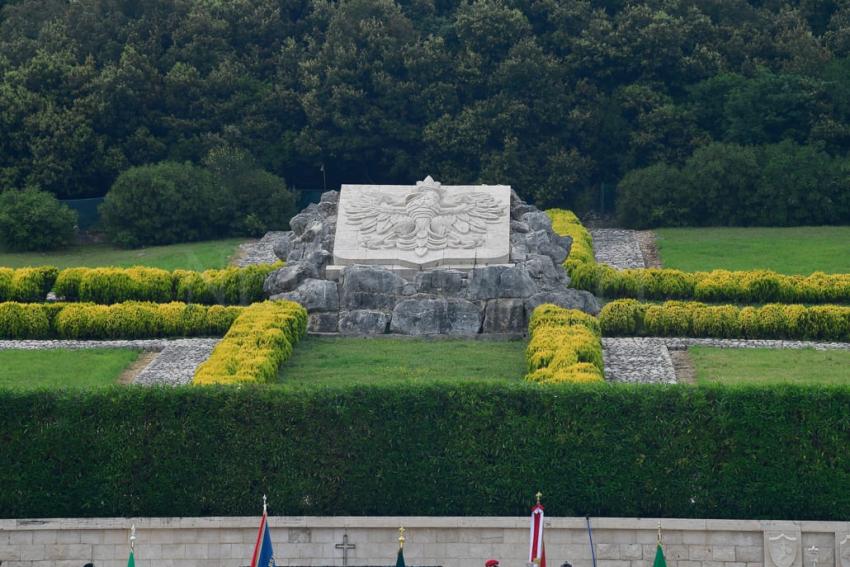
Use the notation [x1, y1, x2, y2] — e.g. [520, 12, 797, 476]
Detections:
[529, 494, 546, 567]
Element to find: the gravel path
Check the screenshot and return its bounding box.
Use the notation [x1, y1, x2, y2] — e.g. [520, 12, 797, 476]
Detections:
[590, 229, 646, 269]
[0, 338, 220, 386]
[602, 337, 850, 384]
[232, 231, 288, 266]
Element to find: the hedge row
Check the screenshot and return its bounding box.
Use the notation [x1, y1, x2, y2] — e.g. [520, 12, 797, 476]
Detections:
[193, 300, 307, 385]
[525, 305, 604, 383]
[600, 299, 850, 341]
[3, 385, 850, 519]
[0, 267, 58, 302]
[0, 302, 242, 340]
[46, 263, 280, 305]
[547, 210, 850, 304]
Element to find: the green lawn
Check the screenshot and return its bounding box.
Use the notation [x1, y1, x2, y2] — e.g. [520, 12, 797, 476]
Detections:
[278, 336, 527, 387]
[691, 346, 850, 386]
[0, 238, 246, 270]
[655, 226, 850, 275]
[0, 348, 142, 390]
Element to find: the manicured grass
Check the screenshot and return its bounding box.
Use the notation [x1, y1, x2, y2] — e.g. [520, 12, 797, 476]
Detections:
[0, 238, 246, 270]
[0, 349, 142, 390]
[277, 336, 527, 387]
[691, 346, 850, 386]
[655, 226, 850, 275]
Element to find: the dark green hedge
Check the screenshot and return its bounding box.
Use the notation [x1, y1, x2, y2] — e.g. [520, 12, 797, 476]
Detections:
[2, 384, 850, 519]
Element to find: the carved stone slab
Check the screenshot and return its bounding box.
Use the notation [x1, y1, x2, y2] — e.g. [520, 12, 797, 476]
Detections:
[333, 176, 511, 269]
[765, 530, 803, 567]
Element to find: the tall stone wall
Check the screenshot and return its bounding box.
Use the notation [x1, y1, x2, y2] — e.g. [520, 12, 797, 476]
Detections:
[1, 516, 847, 567]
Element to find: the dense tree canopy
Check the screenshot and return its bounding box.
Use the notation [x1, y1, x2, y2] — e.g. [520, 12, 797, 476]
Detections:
[2, 0, 850, 220]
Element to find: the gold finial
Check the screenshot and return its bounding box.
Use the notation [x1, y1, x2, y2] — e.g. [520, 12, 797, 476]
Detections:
[129, 524, 136, 551]
[399, 526, 406, 549]
[535, 491, 543, 505]
[657, 521, 662, 546]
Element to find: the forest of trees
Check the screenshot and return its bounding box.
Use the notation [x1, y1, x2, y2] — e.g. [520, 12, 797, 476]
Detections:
[2, 0, 850, 227]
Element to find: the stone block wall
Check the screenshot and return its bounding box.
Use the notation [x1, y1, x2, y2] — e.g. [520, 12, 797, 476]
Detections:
[1, 516, 848, 567]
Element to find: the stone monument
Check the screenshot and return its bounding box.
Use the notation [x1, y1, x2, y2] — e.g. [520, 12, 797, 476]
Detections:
[263, 176, 599, 335]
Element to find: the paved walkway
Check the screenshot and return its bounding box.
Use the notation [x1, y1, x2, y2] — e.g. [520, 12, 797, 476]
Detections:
[0, 339, 220, 386]
[589, 229, 646, 269]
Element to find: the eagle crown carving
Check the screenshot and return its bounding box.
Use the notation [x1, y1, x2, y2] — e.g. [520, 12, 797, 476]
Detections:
[343, 176, 507, 256]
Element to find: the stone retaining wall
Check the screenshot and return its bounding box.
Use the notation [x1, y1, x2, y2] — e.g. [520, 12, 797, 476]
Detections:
[1, 516, 847, 567]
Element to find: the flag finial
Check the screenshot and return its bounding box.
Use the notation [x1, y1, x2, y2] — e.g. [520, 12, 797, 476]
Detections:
[536, 491, 543, 505]
[129, 524, 136, 551]
[657, 521, 662, 545]
[263, 494, 268, 515]
[399, 527, 406, 549]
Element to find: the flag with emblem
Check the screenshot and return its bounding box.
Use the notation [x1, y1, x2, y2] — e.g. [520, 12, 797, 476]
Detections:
[128, 524, 136, 567]
[396, 527, 407, 567]
[529, 492, 546, 567]
[250, 496, 276, 567]
[654, 523, 667, 567]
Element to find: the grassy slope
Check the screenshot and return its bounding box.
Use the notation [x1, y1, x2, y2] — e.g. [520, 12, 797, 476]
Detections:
[278, 337, 527, 387]
[0, 349, 141, 390]
[691, 346, 850, 386]
[0, 238, 246, 270]
[655, 226, 850, 275]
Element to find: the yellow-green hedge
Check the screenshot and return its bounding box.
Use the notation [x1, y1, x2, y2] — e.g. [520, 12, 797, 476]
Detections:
[51, 263, 281, 305]
[0, 301, 242, 340]
[547, 210, 850, 304]
[0, 267, 59, 302]
[600, 299, 850, 340]
[525, 304, 604, 384]
[193, 300, 307, 385]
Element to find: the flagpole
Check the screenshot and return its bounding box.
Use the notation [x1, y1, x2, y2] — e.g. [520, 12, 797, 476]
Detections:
[586, 517, 597, 567]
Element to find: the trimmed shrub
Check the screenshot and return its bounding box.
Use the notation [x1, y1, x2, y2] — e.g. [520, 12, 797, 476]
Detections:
[173, 263, 280, 305]
[0, 301, 242, 340]
[0, 267, 59, 302]
[0, 188, 77, 251]
[546, 209, 595, 276]
[601, 300, 850, 341]
[193, 300, 307, 385]
[3, 385, 850, 519]
[525, 304, 604, 384]
[99, 162, 230, 248]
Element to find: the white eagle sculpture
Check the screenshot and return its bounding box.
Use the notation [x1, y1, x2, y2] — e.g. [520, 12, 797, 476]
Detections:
[344, 176, 506, 256]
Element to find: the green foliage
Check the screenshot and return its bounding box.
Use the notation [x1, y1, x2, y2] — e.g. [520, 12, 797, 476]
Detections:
[0, 301, 241, 340]
[99, 162, 230, 248]
[51, 264, 277, 305]
[3, 384, 850, 519]
[0, 267, 58, 302]
[600, 300, 850, 341]
[617, 142, 850, 228]
[194, 301, 307, 385]
[0, 188, 76, 251]
[525, 305, 604, 384]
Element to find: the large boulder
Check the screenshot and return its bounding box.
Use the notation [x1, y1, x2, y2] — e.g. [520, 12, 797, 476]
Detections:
[524, 254, 567, 288]
[271, 278, 339, 312]
[339, 310, 391, 335]
[263, 263, 317, 295]
[467, 265, 537, 300]
[308, 312, 339, 333]
[482, 298, 526, 333]
[525, 290, 601, 316]
[415, 270, 465, 296]
[520, 211, 553, 232]
[391, 298, 482, 335]
[340, 265, 406, 310]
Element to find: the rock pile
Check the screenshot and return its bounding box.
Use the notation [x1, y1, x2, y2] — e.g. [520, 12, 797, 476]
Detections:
[264, 189, 600, 335]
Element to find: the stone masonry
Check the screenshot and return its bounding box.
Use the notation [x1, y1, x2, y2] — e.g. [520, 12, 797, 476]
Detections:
[0, 516, 844, 567]
[264, 182, 600, 335]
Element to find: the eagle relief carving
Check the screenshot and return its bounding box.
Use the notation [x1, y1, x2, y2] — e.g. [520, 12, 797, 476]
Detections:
[344, 176, 506, 256]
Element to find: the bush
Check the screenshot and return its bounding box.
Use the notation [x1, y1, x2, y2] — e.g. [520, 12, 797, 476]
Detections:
[193, 300, 307, 385]
[99, 162, 230, 248]
[0, 301, 242, 340]
[525, 304, 604, 384]
[52, 264, 279, 305]
[3, 385, 850, 519]
[546, 209, 595, 276]
[0, 188, 77, 251]
[600, 299, 850, 341]
[0, 267, 59, 302]
[203, 146, 297, 236]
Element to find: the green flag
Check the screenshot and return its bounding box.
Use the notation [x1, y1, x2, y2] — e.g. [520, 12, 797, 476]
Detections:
[396, 547, 406, 567]
[128, 549, 135, 567]
[653, 543, 666, 567]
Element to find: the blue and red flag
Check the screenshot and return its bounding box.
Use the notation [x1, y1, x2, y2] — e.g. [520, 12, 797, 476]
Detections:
[250, 498, 276, 567]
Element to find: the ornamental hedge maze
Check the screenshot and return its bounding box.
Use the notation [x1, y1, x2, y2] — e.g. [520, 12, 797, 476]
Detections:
[2, 211, 850, 520]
